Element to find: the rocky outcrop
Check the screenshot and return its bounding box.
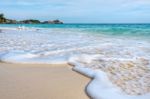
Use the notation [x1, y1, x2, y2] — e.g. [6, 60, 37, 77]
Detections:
[42, 20, 63, 24]
[19, 19, 41, 24]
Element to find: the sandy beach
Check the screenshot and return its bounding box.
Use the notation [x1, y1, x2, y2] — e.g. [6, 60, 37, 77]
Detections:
[0, 62, 90, 99]
[0, 25, 150, 99]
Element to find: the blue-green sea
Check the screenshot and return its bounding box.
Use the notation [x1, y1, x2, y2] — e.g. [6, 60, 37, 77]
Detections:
[0, 24, 150, 37]
[0, 24, 150, 63]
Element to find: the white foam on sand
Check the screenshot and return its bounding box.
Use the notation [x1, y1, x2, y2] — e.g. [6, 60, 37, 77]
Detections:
[0, 50, 67, 64]
[68, 55, 150, 99]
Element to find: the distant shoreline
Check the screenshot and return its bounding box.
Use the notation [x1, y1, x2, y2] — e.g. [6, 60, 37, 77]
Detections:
[0, 23, 150, 25]
[0, 13, 63, 24]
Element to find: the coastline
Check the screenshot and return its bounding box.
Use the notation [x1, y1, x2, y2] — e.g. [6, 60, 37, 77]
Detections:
[0, 25, 150, 99]
[0, 62, 90, 99]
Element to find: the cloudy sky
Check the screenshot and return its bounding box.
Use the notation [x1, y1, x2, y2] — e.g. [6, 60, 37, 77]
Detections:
[0, 0, 150, 23]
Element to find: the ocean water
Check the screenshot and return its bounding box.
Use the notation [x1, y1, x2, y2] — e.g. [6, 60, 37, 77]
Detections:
[0, 24, 150, 63]
[0, 24, 150, 99]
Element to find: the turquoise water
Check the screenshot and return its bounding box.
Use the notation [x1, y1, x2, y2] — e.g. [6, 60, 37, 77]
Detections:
[0, 24, 150, 64]
[0, 24, 150, 38]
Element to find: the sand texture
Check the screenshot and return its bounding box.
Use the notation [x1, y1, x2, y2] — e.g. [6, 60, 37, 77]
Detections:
[0, 63, 90, 99]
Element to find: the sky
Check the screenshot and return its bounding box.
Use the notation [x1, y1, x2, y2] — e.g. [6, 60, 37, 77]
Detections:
[0, 0, 150, 23]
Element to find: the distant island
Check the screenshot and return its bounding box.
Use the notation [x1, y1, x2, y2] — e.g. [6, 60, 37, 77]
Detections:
[0, 13, 63, 24]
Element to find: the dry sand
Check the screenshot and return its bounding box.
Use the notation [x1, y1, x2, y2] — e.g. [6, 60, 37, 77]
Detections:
[0, 62, 90, 99]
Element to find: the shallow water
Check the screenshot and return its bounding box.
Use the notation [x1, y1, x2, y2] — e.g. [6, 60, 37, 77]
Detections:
[0, 24, 150, 99]
[0, 24, 150, 63]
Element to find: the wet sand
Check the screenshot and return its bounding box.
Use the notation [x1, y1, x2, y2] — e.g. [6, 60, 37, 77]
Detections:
[0, 62, 90, 99]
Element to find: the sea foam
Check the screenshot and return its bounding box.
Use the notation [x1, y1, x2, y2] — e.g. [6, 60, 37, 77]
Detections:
[69, 55, 150, 99]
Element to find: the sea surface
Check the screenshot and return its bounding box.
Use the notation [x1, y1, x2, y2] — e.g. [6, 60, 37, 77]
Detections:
[0, 24, 150, 99]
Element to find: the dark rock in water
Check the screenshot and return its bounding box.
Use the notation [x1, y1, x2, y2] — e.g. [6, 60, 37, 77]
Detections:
[42, 20, 63, 24]
[0, 29, 2, 33]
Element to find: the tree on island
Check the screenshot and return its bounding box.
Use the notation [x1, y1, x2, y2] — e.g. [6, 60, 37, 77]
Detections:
[0, 13, 6, 23]
[20, 19, 41, 24]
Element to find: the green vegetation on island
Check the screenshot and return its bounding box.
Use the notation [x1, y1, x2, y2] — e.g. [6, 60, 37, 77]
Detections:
[0, 13, 6, 23]
[0, 13, 63, 24]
